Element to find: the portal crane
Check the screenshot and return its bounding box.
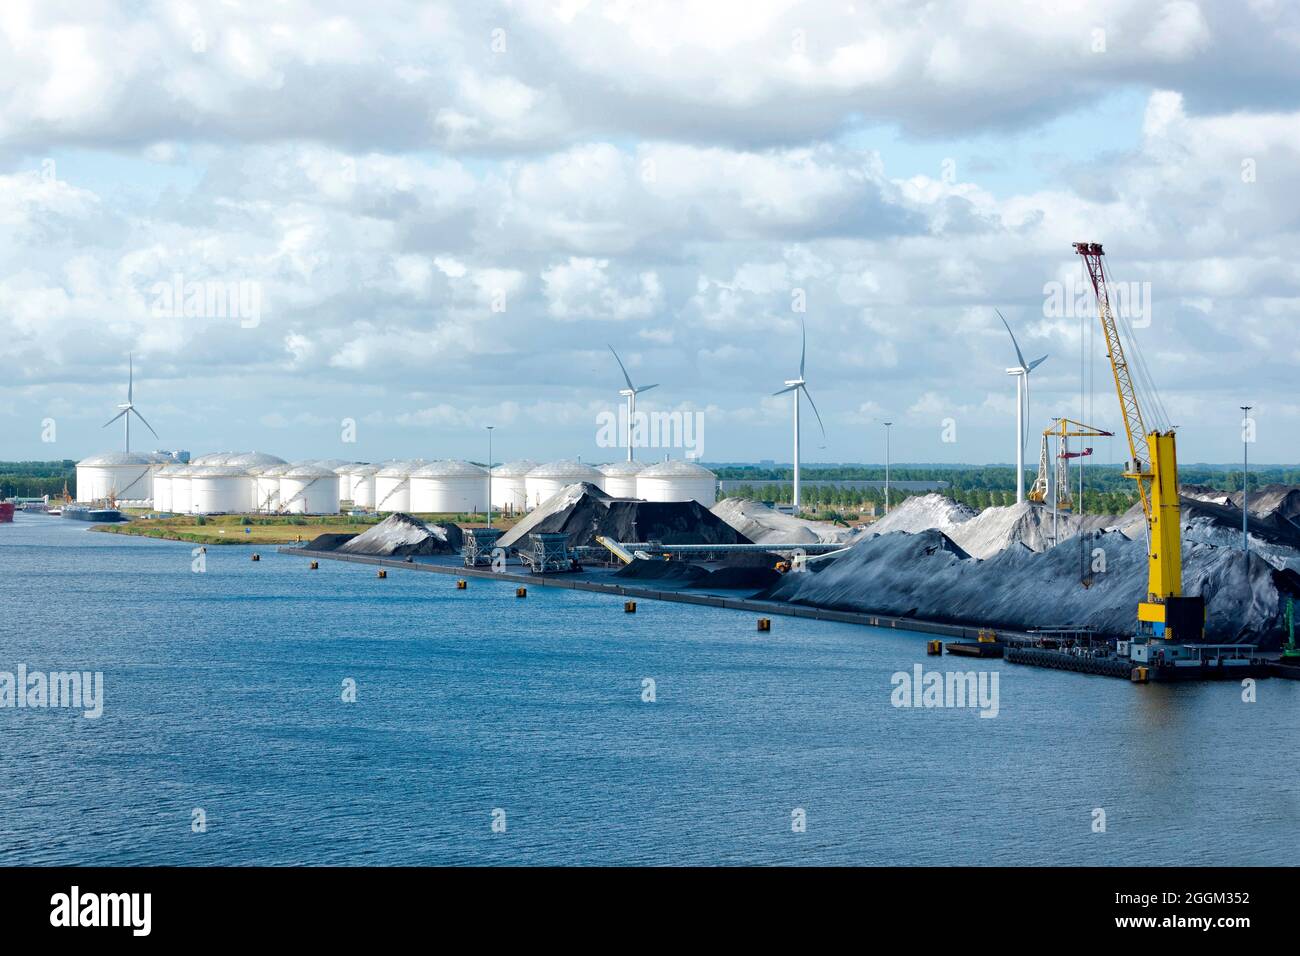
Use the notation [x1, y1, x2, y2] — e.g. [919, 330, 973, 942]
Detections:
[1028, 418, 1113, 512]
[1073, 242, 1203, 642]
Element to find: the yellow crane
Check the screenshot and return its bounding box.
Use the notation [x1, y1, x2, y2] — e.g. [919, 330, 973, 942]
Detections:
[1074, 242, 1203, 642]
[1028, 418, 1113, 512]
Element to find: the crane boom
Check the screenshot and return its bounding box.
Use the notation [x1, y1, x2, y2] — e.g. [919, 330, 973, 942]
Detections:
[1073, 242, 1203, 642]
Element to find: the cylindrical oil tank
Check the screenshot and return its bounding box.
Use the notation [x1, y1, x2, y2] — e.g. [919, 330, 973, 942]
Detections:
[152, 463, 187, 512]
[490, 460, 537, 511]
[189, 465, 254, 514]
[373, 459, 425, 512]
[635, 460, 717, 506]
[255, 464, 291, 513]
[75, 452, 156, 503]
[350, 464, 380, 509]
[409, 460, 489, 513]
[524, 460, 604, 510]
[170, 466, 194, 514]
[598, 460, 644, 498]
[279, 464, 341, 515]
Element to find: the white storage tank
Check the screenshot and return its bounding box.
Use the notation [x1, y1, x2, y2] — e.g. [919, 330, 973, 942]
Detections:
[410, 460, 489, 514]
[75, 452, 156, 503]
[350, 464, 380, 509]
[635, 460, 717, 506]
[152, 463, 186, 513]
[335, 463, 369, 502]
[373, 459, 425, 512]
[190, 465, 253, 514]
[598, 460, 644, 498]
[490, 460, 537, 511]
[254, 464, 291, 513]
[279, 464, 341, 515]
[524, 460, 604, 510]
[170, 466, 194, 515]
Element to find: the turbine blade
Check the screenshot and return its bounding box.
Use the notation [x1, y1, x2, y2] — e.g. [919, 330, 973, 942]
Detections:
[103, 409, 128, 428]
[608, 345, 635, 391]
[799, 320, 807, 379]
[800, 384, 826, 440]
[636, 383, 659, 394]
[131, 407, 160, 439]
[1027, 354, 1048, 372]
[996, 309, 1028, 371]
[773, 385, 799, 396]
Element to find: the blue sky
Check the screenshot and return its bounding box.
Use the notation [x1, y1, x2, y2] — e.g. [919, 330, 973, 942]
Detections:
[2, 1, 1298, 467]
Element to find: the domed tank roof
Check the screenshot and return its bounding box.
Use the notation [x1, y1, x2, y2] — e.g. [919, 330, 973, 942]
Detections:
[599, 460, 645, 476]
[527, 459, 603, 480]
[637, 459, 717, 479]
[77, 451, 156, 467]
[310, 458, 352, 470]
[492, 459, 539, 478]
[225, 452, 288, 469]
[375, 459, 426, 477]
[284, 463, 337, 479]
[260, 464, 294, 477]
[155, 463, 188, 476]
[187, 465, 250, 478]
[411, 459, 489, 479]
[349, 463, 381, 476]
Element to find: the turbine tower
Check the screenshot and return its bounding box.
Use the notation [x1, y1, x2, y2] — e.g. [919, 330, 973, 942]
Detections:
[997, 310, 1047, 504]
[773, 320, 825, 510]
[102, 353, 159, 454]
[608, 346, 658, 462]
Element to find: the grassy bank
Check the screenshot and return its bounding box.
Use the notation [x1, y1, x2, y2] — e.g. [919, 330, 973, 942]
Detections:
[92, 511, 523, 545]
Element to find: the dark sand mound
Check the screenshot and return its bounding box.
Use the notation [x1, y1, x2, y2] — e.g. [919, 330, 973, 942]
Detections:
[615, 550, 784, 591]
[498, 483, 750, 550]
[764, 527, 1298, 647]
[337, 513, 464, 556]
[303, 532, 358, 551]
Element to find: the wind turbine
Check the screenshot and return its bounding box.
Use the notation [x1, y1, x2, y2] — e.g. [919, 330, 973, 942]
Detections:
[997, 310, 1047, 504]
[773, 320, 826, 510]
[609, 346, 658, 462]
[102, 353, 159, 454]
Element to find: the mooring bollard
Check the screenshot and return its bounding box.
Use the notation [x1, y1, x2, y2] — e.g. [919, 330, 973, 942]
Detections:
[377, 569, 387, 579]
[516, 587, 527, 598]
[624, 601, 637, 613]
[457, 579, 468, 589]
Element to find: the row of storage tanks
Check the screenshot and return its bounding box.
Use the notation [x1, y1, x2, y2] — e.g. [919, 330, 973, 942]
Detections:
[75, 452, 717, 515]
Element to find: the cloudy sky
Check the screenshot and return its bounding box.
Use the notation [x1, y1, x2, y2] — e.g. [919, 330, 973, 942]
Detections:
[3, 0, 1298, 467]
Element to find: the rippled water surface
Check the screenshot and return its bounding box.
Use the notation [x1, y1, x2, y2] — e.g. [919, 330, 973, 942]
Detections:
[0, 513, 1294, 865]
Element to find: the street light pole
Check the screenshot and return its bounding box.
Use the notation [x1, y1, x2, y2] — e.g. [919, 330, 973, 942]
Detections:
[486, 425, 494, 528]
[1241, 406, 1251, 554]
[883, 421, 893, 515]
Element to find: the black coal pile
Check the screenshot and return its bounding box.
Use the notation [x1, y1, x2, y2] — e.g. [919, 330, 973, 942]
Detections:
[614, 550, 783, 591]
[498, 482, 750, 551]
[303, 532, 358, 551]
[336, 513, 464, 556]
[763, 527, 1300, 648]
[615, 559, 711, 585]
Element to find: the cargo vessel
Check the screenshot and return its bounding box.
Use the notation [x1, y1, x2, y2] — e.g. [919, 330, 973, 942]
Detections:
[62, 504, 126, 523]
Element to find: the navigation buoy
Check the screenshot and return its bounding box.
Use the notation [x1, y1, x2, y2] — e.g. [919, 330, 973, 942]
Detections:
[516, 587, 527, 598]
[457, 579, 468, 589]
[757, 618, 771, 632]
[251, 553, 260, 562]
[309, 561, 319, 570]
[377, 569, 387, 579]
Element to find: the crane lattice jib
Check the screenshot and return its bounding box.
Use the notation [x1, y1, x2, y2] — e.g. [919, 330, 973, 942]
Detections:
[1073, 242, 1152, 521]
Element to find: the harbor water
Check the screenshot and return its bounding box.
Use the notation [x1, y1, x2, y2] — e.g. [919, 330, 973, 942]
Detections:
[0, 513, 1295, 865]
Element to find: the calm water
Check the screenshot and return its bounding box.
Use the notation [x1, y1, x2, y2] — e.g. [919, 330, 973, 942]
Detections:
[0, 513, 1295, 866]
